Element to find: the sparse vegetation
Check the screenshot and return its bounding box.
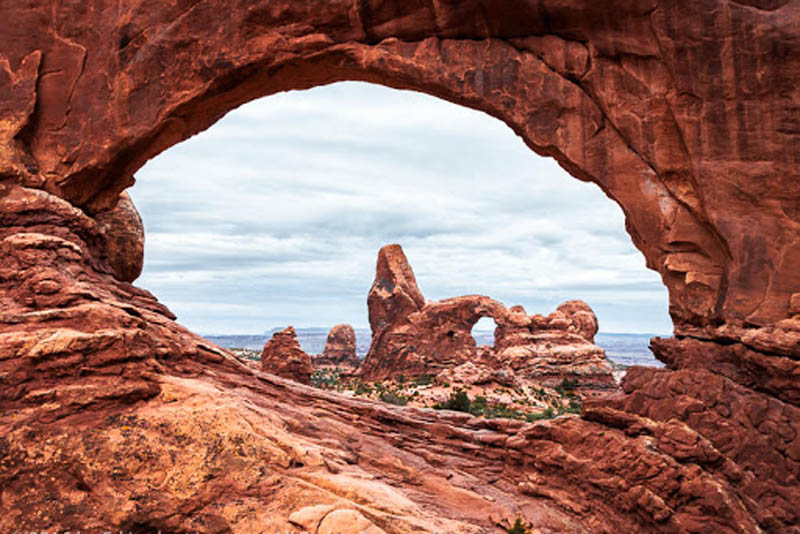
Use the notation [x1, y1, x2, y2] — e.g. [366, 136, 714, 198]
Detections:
[505, 517, 533, 534]
[526, 407, 555, 421]
[555, 377, 579, 396]
[433, 390, 557, 421]
[311, 368, 342, 390]
[308, 368, 582, 423]
[413, 373, 433, 386]
[379, 391, 409, 406]
[433, 390, 472, 413]
[230, 347, 260, 361]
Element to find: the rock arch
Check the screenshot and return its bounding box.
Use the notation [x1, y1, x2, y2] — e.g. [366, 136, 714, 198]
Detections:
[1, 2, 799, 532]
[3, 2, 798, 356]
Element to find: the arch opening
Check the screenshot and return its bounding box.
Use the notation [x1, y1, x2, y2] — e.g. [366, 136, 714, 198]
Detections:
[129, 81, 670, 368]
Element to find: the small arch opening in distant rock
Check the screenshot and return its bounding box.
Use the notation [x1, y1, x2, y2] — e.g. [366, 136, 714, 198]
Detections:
[471, 316, 498, 349]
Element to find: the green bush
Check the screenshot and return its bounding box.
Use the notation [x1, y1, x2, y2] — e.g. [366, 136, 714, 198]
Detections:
[354, 381, 374, 396]
[311, 369, 341, 390]
[434, 392, 529, 421]
[526, 407, 556, 422]
[555, 377, 580, 397]
[379, 391, 408, 406]
[434, 390, 472, 413]
[506, 517, 532, 534]
[412, 374, 433, 386]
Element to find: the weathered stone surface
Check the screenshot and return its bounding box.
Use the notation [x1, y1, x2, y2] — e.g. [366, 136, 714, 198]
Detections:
[261, 326, 314, 385]
[1, 2, 799, 532]
[314, 324, 359, 369]
[94, 192, 144, 283]
[360, 245, 615, 392]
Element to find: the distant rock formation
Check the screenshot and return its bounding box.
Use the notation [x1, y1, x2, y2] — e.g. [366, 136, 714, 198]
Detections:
[493, 303, 615, 391]
[314, 324, 359, 369]
[261, 327, 313, 384]
[359, 245, 614, 391]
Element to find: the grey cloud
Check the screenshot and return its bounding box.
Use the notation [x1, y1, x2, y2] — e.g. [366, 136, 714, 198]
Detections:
[129, 81, 670, 335]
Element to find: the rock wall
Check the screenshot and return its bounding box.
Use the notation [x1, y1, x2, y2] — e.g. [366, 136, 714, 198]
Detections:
[1, 1, 799, 532]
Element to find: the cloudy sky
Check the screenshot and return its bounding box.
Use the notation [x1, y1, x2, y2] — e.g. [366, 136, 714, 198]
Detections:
[129, 81, 671, 335]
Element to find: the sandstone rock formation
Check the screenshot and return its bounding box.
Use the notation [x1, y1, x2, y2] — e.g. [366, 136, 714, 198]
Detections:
[261, 326, 314, 385]
[314, 324, 359, 369]
[94, 192, 145, 284]
[493, 303, 615, 391]
[1, 2, 799, 532]
[359, 245, 615, 392]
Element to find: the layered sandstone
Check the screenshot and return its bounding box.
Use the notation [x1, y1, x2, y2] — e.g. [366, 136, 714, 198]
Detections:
[1, 1, 799, 532]
[314, 324, 359, 369]
[494, 302, 615, 391]
[359, 245, 615, 392]
[261, 326, 314, 385]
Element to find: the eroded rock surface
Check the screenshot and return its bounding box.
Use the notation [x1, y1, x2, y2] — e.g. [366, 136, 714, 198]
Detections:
[359, 245, 614, 393]
[1, 2, 799, 532]
[261, 326, 314, 385]
[314, 324, 359, 369]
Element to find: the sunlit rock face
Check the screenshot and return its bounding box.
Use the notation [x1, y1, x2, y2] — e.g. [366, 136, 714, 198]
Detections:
[359, 245, 615, 392]
[1, 1, 799, 532]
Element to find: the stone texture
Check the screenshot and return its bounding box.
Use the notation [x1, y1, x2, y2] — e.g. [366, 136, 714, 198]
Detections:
[94, 192, 145, 283]
[0, 2, 799, 533]
[261, 326, 314, 385]
[315, 324, 359, 369]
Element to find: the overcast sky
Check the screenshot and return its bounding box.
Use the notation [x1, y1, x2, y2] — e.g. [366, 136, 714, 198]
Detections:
[128, 81, 671, 335]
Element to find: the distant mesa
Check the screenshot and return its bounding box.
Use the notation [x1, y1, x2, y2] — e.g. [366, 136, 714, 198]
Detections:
[313, 324, 359, 369]
[260, 326, 314, 385]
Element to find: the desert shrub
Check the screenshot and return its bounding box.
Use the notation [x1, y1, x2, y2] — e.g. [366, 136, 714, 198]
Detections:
[434, 390, 472, 413]
[311, 369, 340, 389]
[485, 403, 525, 420]
[469, 395, 488, 416]
[379, 391, 408, 406]
[413, 374, 433, 386]
[560, 398, 582, 415]
[555, 377, 580, 397]
[506, 517, 532, 534]
[354, 381, 374, 396]
[434, 392, 529, 420]
[526, 407, 556, 422]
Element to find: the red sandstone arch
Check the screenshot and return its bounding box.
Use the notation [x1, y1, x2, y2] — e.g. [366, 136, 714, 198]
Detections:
[5, 2, 800, 343]
[1, 2, 799, 532]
